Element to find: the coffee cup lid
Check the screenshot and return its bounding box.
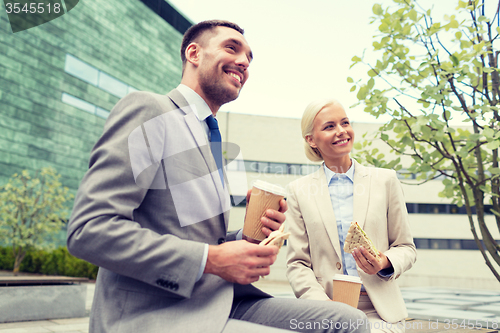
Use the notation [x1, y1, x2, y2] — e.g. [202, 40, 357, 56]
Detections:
[253, 180, 287, 197]
[332, 274, 362, 284]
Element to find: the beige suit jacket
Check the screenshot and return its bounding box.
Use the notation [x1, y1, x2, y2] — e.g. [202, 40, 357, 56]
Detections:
[285, 160, 417, 323]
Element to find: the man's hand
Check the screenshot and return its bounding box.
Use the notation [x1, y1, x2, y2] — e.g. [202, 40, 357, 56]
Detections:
[204, 240, 278, 284]
[245, 189, 288, 238]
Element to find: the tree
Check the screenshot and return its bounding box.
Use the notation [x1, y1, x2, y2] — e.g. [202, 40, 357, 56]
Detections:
[349, 0, 500, 281]
[0, 168, 73, 275]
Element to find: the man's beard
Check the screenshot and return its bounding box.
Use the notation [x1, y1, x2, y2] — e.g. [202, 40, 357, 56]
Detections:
[199, 67, 240, 107]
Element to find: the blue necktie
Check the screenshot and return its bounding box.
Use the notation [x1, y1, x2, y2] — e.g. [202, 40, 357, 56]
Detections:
[205, 115, 224, 186]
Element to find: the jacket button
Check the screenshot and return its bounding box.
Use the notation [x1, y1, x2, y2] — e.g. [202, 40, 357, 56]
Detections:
[218, 237, 225, 244]
[336, 262, 342, 270]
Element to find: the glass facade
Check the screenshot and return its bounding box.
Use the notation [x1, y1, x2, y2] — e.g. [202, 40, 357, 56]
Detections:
[61, 93, 110, 119]
[62, 54, 140, 119]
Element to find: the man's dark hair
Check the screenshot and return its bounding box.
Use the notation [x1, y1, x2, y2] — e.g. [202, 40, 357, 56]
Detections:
[180, 20, 244, 71]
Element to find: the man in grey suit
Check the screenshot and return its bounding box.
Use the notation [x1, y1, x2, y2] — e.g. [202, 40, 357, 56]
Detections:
[67, 20, 369, 333]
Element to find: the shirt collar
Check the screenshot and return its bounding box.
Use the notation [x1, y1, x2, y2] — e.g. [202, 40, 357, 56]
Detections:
[324, 160, 355, 184]
[176, 84, 213, 122]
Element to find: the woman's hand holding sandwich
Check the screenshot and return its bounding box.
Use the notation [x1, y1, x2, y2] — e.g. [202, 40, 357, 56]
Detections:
[352, 246, 392, 275]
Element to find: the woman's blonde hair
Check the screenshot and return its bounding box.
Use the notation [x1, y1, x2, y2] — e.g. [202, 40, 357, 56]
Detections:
[301, 98, 343, 162]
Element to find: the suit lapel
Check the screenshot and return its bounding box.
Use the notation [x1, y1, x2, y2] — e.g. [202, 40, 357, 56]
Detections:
[167, 89, 230, 228]
[352, 160, 370, 229]
[313, 166, 343, 258]
[167, 89, 210, 159]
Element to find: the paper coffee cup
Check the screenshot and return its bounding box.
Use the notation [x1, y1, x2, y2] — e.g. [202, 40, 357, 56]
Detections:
[332, 274, 362, 308]
[243, 180, 287, 243]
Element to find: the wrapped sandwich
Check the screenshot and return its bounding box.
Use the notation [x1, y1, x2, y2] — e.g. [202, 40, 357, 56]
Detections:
[259, 223, 290, 249]
[343, 222, 381, 261]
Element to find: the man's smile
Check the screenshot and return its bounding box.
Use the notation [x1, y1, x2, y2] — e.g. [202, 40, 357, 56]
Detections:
[227, 71, 242, 83]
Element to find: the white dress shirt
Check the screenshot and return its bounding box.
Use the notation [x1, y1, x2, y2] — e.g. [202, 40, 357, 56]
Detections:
[323, 162, 359, 277]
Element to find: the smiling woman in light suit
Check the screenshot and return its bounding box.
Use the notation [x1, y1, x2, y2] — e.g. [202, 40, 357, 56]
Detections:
[286, 99, 417, 332]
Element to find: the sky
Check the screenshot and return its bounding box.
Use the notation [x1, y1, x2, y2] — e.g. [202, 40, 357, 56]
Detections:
[166, 0, 457, 123]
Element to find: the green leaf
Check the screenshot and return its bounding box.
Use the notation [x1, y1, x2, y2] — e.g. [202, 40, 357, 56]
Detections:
[367, 78, 375, 89]
[483, 127, 495, 139]
[368, 69, 378, 77]
[478, 16, 489, 23]
[409, 9, 418, 21]
[443, 110, 451, 120]
[474, 41, 485, 53]
[351, 55, 362, 63]
[357, 86, 369, 100]
[402, 136, 413, 147]
[372, 3, 383, 15]
[490, 209, 500, 218]
[347, 77, 354, 83]
[487, 140, 500, 150]
[489, 167, 500, 175]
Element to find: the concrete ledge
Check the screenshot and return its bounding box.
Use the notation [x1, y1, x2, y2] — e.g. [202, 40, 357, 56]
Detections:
[0, 284, 87, 323]
[0, 276, 89, 286]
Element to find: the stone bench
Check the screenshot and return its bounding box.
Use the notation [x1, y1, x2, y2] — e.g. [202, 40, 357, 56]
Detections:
[0, 276, 88, 323]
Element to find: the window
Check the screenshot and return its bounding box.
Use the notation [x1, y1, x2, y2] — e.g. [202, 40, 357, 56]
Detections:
[461, 240, 480, 250]
[62, 93, 110, 119]
[288, 164, 302, 175]
[64, 54, 98, 85]
[397, 169, 415, 179]
[430, 239, 448, 249]
[414, 238, 429, 249]
[244, 161, 258, 173]
[98, 72, 129, 98]
[257, 162, 269, 173]
[96, 107, 110, 119]
[63, 54, 142, 119]
[269, 163, 287, 174]
[406, 203, 418, 214]
[418, 204, 447, 214]
[405, 203, 492, 215]
[62, 93, 95, 114]
[449, 240, 462, 250]
[225, 159, 321, 176]
[301, 165, 319, 175]
[414, 238, 500, 250]
[128, 86, 139, 94]
[64, 53, 138, 100]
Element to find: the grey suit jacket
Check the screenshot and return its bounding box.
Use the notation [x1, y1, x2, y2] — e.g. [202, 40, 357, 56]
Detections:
[67, 89, 268, 333]
[285, 160, 417, 323]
